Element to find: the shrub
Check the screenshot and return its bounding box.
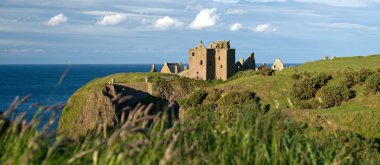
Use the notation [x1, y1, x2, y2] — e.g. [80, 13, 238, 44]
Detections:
[204, 88, 222, 104]
[295, 99, 321, 109]
[365, 73, 380, 94]
[319, 85, 355, 108]
[376, 67, 380, 73]
[291, 79, 317, 100]
[355, 68, 374, 84]
[291, 73, 301, 80]
[217, 91, 259, 107]
[311, 72, 332, 88]
[340, 68, 358, 88]
[157, 79, 174, 99]
[178, 90, 208, 108]
[259, 66, 275, 76]
[291, 73, 332, 100]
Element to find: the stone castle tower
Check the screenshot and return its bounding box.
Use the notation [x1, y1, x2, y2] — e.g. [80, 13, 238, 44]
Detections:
[188, 41, 235, 81]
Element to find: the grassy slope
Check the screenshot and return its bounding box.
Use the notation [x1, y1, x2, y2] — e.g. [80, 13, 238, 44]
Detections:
[217, 54, 380, 138]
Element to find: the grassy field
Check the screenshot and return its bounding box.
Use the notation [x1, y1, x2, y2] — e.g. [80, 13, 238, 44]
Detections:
[216, 54, 380, 140]
[1, 96, 378, 164]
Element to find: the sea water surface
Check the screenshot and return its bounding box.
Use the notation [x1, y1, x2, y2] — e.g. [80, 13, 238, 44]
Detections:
[0, 63, 299, 129]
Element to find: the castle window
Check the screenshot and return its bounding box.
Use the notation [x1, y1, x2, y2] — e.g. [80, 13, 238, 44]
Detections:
[218, 56, 220, 60]
[200, 60, 203, 65]
[197, 71, 199, 74]
[192, 52, 195, 56]
[221, 65, 223, 68]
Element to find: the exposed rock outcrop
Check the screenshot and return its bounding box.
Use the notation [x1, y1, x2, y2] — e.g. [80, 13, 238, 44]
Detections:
[58, 83, 165, 139]
[58, 73, 207, 139]
[58, 85, 117, 139]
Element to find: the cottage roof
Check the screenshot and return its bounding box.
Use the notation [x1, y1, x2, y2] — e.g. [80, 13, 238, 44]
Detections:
[164, 63, 183, 73]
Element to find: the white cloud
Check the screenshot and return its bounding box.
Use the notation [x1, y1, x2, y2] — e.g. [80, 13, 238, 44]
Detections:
[96, 14, 126, 26]
[230, 23, 243, 31]
[253, 23, 278, 32]
[295, 0, 380, 7]
[190, 8, 219, 30]
[46, 14, 67, 26]
[154, 16, 184, 30]
[313, 22, 379, 30]
[225, 9, 246, 15]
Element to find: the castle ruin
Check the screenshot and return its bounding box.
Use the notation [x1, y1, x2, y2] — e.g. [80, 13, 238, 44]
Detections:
[188, 41, 236, 81]
[236, 52, 256, 71]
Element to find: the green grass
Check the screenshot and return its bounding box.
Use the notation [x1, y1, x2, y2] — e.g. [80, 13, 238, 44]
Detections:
[2, 101, 379, 164]
[286, 54, 380, 73]
[214, 54, 380, 140]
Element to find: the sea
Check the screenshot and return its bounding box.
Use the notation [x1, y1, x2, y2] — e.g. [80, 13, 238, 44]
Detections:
[0, 63, 300, 130]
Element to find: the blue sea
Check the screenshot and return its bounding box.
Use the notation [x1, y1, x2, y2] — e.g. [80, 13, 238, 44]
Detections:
[0, 63, 300, 129]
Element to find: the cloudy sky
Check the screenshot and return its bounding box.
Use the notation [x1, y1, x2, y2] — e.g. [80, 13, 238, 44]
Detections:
[1, 0, 380, 64]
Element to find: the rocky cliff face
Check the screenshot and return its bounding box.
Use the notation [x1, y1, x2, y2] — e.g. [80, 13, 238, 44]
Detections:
[58, 73, 208, 139]
[58, 85, 118, 139]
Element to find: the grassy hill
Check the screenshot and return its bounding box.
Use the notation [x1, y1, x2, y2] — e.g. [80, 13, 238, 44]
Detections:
[217, 54, 380, 139]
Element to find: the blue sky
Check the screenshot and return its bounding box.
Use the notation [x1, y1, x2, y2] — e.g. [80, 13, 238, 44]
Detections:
[0, 0, 380, 64]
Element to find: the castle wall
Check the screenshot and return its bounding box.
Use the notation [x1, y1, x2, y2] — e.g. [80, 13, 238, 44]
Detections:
[189, 48, 208, 80]
[215, 49, 235, 80]
[206, 49, 215, 80]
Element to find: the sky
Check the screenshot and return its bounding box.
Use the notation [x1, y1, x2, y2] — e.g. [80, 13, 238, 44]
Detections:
[0, 0, 380, 64]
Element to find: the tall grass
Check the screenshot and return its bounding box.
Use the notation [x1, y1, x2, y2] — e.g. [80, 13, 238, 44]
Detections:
[0, 94, 378, 164]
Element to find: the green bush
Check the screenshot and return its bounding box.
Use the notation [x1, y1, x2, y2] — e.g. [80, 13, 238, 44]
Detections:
[319, 85, 355, 108]
[376, 67, 380, 73]
[203, 88, 222, 104]
[259, 66, 275, 76]
[311, 72, 332, 88]
[291, 73, 332, 100]
[355, 68, 374, 84]
[365, 73, 380, 94]
[291, 73, 301, 80]
[295, 99, 321, 109]
[178, 90, 208, 108]
[341, 68, 358, 88]
[217, 91, 259, 107]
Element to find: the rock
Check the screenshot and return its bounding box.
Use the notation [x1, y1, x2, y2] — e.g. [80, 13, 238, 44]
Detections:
[58, 85, 118, 139]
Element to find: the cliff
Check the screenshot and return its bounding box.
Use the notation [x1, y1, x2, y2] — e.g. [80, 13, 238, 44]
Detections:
[58, 72, 208, 139]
